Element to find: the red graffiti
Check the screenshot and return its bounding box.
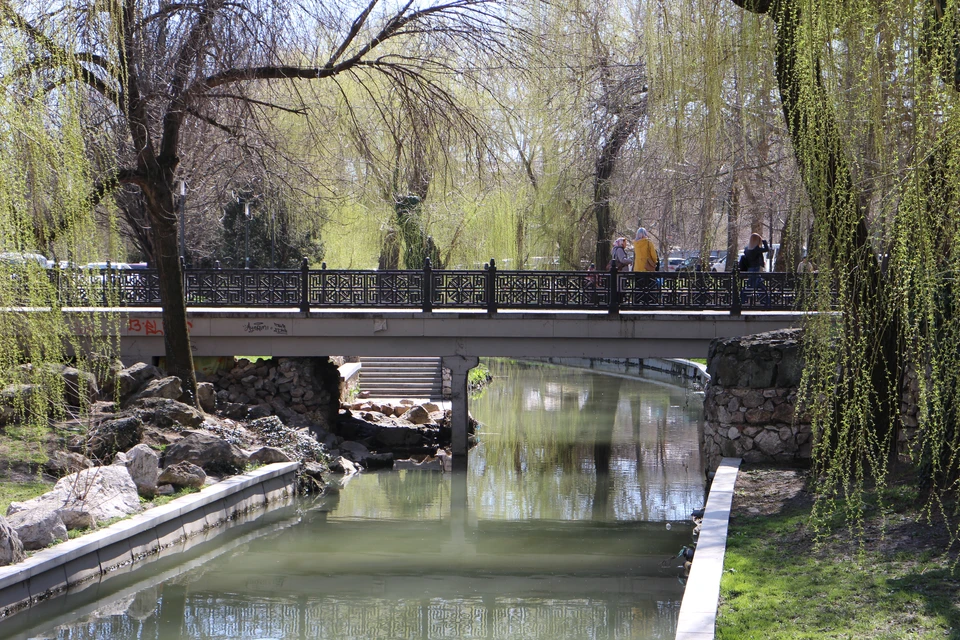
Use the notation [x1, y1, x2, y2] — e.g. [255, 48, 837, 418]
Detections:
[126, 319, 192, 336]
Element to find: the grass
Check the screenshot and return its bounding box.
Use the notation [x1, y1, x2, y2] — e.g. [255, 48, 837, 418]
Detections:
[0, 480, 51, 514]
[716, 482, 960, 639]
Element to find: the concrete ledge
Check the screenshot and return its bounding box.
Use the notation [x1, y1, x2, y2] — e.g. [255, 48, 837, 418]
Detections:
[0, 461, 299, 619]
[675, 457, 741, 640]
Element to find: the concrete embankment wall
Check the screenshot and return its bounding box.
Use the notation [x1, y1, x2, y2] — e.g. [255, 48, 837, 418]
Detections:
[0, 461, 299, 619]
[526, 356, 709, 387]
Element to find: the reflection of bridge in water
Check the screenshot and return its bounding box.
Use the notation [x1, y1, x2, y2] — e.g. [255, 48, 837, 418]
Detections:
[1, 496, 688, 639]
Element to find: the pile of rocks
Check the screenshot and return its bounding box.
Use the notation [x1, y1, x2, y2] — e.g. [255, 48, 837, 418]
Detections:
[203, 357, 340, 429]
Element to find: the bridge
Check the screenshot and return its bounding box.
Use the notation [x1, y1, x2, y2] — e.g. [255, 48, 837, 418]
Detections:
[53, 263, 816, 459]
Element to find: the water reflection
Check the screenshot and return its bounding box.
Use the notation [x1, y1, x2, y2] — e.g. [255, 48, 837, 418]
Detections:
[2, 359, 704, 640]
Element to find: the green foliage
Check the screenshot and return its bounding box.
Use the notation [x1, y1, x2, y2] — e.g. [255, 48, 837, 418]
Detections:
[718, 507, 960, 639]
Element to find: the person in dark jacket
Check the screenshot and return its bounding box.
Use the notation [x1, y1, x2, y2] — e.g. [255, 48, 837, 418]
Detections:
[740, 233, 769, 306]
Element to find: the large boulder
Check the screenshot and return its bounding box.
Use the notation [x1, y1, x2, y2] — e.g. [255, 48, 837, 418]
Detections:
[8, 465, 141, 526]
[163, 432, 247, 474]
[122, 376, 182, 408]
[78, 415, 144, 462]
[125, 443, 159, 497]
[157, 461, 206, 489]
[7, 508, 66, 551]
[132, 397, 204, 431]
[0, 516, 25, 566]
[123, 362, 162, 390]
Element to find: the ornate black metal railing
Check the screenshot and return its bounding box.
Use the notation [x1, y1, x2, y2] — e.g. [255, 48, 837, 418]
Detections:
[43, 259, 828, 314]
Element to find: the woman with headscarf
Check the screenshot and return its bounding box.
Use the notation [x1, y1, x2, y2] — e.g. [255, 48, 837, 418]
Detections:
[610, 237, 632, 272]
[632, 228, 658, 272]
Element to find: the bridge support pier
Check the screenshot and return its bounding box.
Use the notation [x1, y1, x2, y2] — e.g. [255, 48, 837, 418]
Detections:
[442, 355, 479, 461]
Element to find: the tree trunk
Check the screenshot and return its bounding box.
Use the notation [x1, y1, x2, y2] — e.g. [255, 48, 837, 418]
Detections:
[593, 114, 641, 269]
[149, 198, 199, 406]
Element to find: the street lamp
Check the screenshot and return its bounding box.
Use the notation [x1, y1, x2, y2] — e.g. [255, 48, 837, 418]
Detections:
[244, 201, 251, 269]
[177, 180, 186, 263]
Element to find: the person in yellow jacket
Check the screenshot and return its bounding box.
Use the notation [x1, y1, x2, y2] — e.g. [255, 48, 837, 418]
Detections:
[632, 227, 658, 272]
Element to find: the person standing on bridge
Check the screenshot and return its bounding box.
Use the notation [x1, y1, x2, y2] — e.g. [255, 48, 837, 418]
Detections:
[632, 227, 659, 305]
[609, 237, 632, 272]
[740, 233, 770, 306]
[632, 228, 658, 272]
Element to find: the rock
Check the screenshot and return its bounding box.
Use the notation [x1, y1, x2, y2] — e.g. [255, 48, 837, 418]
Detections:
[132, 397, 204, 431]
[157, 461, 206, 489]
[123, 362, 162, 390]
[338, 441, 393, 469]
[79, 415, 144, 463]
[422, 402, 440, 413]
[328, 456, 359, 475]
[339, 440, 371, 461]
[7, 508, 67, 551]
[156, 484, 175, 496]
[298, 460, 326, 493]
[164, 432, 248, 474]
[125, 444, 160, 497]
[122, 376, 183, 408]
[374, 424, 426, 449]
[248, 446, 292, 464]
[196, 382, 216, 413]
[220, 402, 249, 420]
[58, 508, 95, 530]
[247, 404, 273, 420]
[8, 466, 141, 527]
[44, 450, 93, 477]
[0, 383, 36, 425]
[401, 406, 431, 425]
[0, 516, 25, 566]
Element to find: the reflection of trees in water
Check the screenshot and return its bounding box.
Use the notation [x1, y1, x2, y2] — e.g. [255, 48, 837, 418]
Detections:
[376, 470, 446, 518]
[471, 358, 703, 521]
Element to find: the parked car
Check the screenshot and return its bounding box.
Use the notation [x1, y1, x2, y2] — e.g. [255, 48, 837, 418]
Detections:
[665, 257, 685, 272]
[675, 256, 707, 273]
[0, 252, 50, 269]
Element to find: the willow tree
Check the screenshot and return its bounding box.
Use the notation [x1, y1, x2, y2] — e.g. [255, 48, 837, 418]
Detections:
[691, 0, 960, 536]
[1, 0, 511, 403]
[0, 20, 114, 456]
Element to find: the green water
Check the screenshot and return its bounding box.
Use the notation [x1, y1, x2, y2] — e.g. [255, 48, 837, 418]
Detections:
[2, 359, 705, 639]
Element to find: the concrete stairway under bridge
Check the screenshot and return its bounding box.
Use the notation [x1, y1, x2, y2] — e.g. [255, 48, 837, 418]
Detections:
[358, 356, 444, 400]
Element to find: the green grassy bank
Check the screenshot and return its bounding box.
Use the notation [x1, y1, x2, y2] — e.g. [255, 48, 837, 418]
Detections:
[716, 470, 960, 639]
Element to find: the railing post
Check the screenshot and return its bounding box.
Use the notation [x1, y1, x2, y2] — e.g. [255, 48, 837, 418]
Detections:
[320, 261, 327, 307]
[731, 267, 742, 316]
[423, 257, 433, 312]
[608, 264, 620, 315]
[486, 258, 497, 314]
[300, 257, 309, 313]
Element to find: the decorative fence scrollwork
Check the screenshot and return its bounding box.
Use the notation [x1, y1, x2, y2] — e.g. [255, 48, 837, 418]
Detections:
[43, 262, 826, 314]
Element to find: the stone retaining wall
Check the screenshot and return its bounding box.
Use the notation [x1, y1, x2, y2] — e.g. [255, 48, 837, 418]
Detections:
[0, 461, 299, 620]
[702, 329, 812, 470]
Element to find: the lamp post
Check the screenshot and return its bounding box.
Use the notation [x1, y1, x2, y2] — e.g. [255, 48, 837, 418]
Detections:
[244, 201, 251, 269]
[177, 181, 186, 263]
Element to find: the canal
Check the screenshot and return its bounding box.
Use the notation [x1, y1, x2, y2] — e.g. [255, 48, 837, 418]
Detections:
[1, 358, 706, 639]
